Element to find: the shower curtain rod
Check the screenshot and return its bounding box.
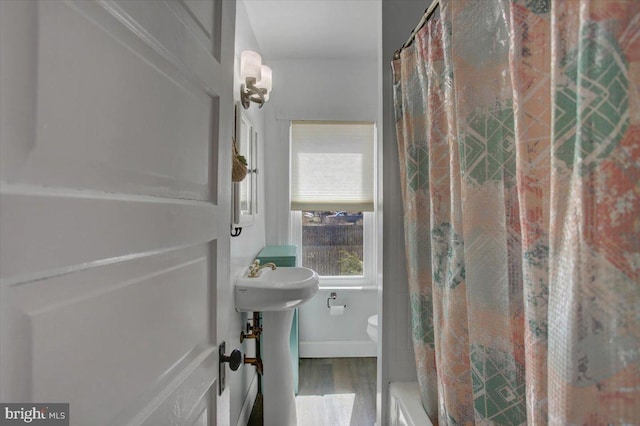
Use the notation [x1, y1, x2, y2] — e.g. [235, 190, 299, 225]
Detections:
[393, 0, 440, 60]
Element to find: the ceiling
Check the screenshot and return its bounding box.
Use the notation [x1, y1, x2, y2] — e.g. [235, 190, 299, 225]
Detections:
[242, 0, 380, 61]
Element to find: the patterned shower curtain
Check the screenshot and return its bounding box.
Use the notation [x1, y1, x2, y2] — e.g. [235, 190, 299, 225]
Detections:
[392, 0, 639, 424]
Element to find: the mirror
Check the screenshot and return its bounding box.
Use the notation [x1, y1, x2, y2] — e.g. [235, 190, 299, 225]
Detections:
[233, 103, 258, 225]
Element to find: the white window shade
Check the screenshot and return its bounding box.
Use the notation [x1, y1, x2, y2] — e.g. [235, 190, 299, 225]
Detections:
[291, 121, 375, 211]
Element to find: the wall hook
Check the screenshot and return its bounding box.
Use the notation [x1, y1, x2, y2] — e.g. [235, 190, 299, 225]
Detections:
[231, 226, 242, 237]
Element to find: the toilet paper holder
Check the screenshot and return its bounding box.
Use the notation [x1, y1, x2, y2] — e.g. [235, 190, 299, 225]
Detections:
[327, 292, 347, 309]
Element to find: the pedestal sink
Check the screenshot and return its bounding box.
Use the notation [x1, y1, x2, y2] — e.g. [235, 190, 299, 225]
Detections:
[235, 266, 319, 426]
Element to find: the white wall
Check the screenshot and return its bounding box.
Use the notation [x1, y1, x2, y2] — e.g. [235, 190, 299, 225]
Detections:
[298, 288, 376, 357]
[264, 58, 378, 356]
[230, 1, 267, 425]
[379, 1, 430, 424]
[267, 59, 379, 122]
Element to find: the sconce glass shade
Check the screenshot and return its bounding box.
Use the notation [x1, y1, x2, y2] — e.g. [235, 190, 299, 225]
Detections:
[256, 65, 272, 93]
[241, 50, 262, 82]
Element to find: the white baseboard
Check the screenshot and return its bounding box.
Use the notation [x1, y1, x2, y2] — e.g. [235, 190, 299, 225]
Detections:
[236, 372, 258, 426]
[299, 340, 377, 358]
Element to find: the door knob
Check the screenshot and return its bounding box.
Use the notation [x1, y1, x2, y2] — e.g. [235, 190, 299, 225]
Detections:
[221, 347, 242, 371]
[219, 341, 242, 395]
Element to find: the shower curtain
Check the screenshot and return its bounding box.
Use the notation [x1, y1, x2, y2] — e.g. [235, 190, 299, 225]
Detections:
[392, 0, 639, 424]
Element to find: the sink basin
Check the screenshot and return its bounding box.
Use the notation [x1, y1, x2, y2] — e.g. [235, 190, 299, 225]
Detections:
[235, 265, 319, 425]
[235, 266, 319, 312]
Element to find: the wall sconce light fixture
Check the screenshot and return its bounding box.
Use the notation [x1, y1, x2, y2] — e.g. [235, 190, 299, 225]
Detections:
[240, 50, 272, 109]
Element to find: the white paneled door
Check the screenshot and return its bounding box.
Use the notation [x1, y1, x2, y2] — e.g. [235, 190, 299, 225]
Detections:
[0, 1, 235, 424]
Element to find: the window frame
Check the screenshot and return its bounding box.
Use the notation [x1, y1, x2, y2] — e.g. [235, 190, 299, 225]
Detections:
[290, 210, 376, 288]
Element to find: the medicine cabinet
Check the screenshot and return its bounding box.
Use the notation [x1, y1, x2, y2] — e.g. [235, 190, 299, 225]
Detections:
[233, 103, 258, 226]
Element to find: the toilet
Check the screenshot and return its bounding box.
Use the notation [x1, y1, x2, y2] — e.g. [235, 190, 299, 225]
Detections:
[367, 314, 378, 342]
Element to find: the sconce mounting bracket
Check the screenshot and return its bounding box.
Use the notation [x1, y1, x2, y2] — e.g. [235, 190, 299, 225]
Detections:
[240, 82, 266, 109]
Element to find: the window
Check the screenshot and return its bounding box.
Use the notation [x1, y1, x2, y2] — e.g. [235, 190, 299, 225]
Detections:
[290, 122, 376, 286]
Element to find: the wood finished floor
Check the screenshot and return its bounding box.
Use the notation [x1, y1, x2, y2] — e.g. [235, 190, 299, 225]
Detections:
[297, 357, 377, 426]
[247, 357, 377, 426]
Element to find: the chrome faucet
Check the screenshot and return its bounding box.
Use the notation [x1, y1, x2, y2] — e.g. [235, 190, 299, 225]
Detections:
[247, 259, 277, 278]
